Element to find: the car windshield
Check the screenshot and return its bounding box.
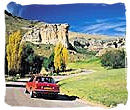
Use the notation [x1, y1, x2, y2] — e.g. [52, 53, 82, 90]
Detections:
[36, 77, 55, 83]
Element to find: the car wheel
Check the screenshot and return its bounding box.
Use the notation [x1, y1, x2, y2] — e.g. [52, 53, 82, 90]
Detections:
[30, 91, 34, 98]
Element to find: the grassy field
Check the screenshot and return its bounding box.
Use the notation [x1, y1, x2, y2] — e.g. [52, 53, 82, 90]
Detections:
[59, 57, 128, 107]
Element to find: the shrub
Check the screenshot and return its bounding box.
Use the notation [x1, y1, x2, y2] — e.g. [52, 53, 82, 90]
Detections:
[21, 44, 44, 76]
[42, 53, 55, 72]
[101, 49, 126, 68]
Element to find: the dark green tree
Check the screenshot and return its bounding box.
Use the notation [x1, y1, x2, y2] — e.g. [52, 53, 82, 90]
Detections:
[101, 49, 126, 68]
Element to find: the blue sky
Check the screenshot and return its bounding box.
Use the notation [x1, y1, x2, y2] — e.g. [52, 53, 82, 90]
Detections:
[7, 2, 126, 37]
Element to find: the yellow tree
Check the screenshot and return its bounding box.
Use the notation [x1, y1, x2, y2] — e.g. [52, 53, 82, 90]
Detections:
[61, 47, 68, 71]
[6, 30, 23, 75]
[54, 42, 68, 73]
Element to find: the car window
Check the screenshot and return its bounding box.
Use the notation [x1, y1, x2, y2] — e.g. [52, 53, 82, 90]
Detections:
[36, 77, 55, 83]
[29, 77, 34, 82]
[36, 77, 41, 82]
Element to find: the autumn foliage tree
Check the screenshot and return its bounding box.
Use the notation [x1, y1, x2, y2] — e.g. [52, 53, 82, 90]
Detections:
[6, 30, 23, 75]
[54, 42, 68, 73]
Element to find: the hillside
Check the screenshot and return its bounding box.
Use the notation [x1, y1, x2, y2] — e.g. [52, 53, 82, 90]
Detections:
[5, 10, 125, 55]
[5, 10, 41, 45]
[5, 10, 40, 34]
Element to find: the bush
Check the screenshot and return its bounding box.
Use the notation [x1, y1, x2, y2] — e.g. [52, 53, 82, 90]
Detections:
[21, 44, 44, 76]
[42, 53, 55, 72]
[101, 49, 126, 68]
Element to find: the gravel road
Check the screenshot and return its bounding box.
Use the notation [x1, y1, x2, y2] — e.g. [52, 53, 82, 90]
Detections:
[5, 87, 91, 108]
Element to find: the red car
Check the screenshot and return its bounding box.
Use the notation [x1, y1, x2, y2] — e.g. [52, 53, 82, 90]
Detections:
[24, 75, 60, 98]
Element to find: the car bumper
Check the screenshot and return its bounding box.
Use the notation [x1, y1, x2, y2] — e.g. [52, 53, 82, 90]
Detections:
[34, 89, 59, 95]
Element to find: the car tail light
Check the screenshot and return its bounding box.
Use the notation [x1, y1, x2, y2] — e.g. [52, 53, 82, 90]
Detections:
[54, 86, 59, 90]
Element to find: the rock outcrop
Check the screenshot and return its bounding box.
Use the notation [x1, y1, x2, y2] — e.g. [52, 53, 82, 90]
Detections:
[70, 36, 125, 56]
[22, 23, 69, 47]
[72, 37, 125, 48]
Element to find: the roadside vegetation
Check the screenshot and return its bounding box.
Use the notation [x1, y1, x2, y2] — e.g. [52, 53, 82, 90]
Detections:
[5, 36, 69, 77]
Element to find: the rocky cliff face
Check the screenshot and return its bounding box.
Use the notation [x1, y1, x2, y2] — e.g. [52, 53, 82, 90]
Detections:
[22, 23, 69, 47]
[69, 36, 125, 56]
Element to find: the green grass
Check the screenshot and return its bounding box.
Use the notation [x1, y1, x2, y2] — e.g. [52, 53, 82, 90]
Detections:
[59, 57, 128, 107]
[68, 56, 103, 71]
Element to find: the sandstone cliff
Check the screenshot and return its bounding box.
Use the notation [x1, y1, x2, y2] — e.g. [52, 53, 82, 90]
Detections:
[22, 23, 69, 47]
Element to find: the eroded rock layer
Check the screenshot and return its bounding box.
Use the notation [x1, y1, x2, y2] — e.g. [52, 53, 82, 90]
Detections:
[22, 23, 69, 47]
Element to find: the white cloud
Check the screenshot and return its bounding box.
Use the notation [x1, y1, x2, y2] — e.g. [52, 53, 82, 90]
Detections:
[81, 21, 126, 35]
[83, 23, 106, 31]
[96, 19, 108, 23]
[114, 27, 126, 32]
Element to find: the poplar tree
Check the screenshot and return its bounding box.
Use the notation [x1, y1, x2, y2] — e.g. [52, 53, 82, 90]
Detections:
[54, 42, 68, 73]
[6, 30, 23, 75]
[61, 47, 68, 71]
